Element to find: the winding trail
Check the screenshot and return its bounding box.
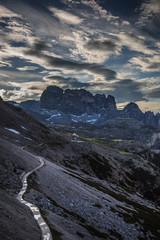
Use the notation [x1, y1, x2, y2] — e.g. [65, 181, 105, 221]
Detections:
[17, 157, 52, 240]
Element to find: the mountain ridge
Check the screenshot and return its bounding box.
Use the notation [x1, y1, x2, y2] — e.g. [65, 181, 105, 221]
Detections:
[8, 86, 160, 129]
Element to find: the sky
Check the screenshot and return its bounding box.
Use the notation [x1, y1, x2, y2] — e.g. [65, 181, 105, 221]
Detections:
[0, 0, 160, 112]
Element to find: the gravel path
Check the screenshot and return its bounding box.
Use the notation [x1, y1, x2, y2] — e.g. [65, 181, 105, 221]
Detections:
[17, 157, 52, 240]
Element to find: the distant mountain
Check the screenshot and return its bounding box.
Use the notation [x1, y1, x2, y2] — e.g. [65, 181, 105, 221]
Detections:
[8, 86, 160, 129]
[40, 85, 117, 114]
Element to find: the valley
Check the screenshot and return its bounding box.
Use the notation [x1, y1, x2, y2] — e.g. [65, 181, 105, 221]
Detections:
[1, 95, 160, 239]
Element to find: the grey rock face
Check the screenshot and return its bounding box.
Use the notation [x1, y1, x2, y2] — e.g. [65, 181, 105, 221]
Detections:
[40, 85, 117, 115]
[8, 86, 160, 129]
[40, 86, 63, 110]
[123, 102, 144, 122]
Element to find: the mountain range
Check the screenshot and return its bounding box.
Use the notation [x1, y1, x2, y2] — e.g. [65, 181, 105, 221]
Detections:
[1, 92, 160, 240]
[10, 85, 160, 129]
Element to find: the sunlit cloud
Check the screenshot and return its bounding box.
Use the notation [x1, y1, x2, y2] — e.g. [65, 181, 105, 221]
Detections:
[1, 80, 46, 102]
[136, 0, 160, 27]
[0, 89, 7, 99]
[17, 66, 39, 71]
[0, 0, 159, 111]
[81, 0, 119, 22]
[0, 5, 21, 18]
[117, 32, 156, 55]
[128, 55, 160, 72]
[49, 7, 83, 25]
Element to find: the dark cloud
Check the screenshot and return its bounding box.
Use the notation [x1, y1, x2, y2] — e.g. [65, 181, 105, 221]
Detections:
[147, 62, 160, 70]
[0, 85, 16, 91]
[147, 87, 160, 98]
[33, 40, 48, 51]
[25, 40, 49, 54]
[28, 85, 45, 90]
[108, 79, 148, 102]
[46, 75, 148, 103]
[84, 39, 118, 52]
[45, 75, 91, 89]
[24, 40, 116, 80]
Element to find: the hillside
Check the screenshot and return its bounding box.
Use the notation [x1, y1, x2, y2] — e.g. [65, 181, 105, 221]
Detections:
[1, 97, 160, 240]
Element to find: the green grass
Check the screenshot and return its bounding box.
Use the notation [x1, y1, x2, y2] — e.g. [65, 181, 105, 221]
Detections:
[81, 137, 135, 157]
[112, 139, 134, 142]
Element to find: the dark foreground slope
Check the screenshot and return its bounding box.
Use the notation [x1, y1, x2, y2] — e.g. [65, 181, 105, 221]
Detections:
[1, 97, 160, 240]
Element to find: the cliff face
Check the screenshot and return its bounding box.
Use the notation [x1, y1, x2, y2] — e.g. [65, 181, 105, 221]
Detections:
[40, 86, 117, 115]
[8, 85, 160, 129]
[123, 103, 160, 129]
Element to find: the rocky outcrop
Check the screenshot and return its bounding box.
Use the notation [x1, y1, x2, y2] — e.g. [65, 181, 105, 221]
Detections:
[40, 85, 117, 115]
[144, 111, 160, 129]
[40, 86, 63, 110]
[123, 102, 160, 129]
[123, 102, 144, 121]
[8, 86, 160, 129]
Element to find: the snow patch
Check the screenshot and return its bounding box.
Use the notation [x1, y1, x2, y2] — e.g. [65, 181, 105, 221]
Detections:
[46, 113, 61, 121]
[5, 128, 20, 135]
[72, 119, 78, 122]
[86, 119, 97, 123]
[24, 136, 33, 141]
[71, 140, 84, 143]
[21, 126, 27, 130]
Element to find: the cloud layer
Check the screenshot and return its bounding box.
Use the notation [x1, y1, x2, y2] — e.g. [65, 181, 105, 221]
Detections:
[0, 0, 159, 111]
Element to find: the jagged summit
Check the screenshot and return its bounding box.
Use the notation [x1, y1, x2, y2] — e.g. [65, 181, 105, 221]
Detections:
[7, 85, 160, 129]
[123, 102, 144, 121]
[40, 85, 116, 114]
[124, 102, 141, 113]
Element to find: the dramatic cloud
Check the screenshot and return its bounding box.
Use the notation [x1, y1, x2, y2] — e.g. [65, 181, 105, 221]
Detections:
[0, 0, 159, 111]
[24, 40, 117, 80]
[129, 55, 160, 72]
[136, 0, 160, 27]
[81, 0, 119, 22]
[117, 32, 155, 55]
[147, 87, 160, 98]
[0, 70, 43, 83]
[0, 89, 7, 98]
[49, 7, 83, 25]
[0, 5, 20, 18]
[0, 80, 46, 102]
[17, 66, 39, 71]
[84, 39, 119, 53]
[109, 79, 147, 102]
[44, 75, 91, 89]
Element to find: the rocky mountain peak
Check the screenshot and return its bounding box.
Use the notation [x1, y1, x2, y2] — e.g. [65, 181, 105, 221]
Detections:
[46, 85, 63, 94]
[40, 85, 116, 114]
[124, 102, 141, 112]
[13, 85, 160, 129]
[123, 102, 144, 121]
[106, 95, 116, 110]
[65, 88, 94, 103]
[40, 85, 63, 110]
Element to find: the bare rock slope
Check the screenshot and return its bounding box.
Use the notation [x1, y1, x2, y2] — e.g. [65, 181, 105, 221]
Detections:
[1, 97, 160, 240]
